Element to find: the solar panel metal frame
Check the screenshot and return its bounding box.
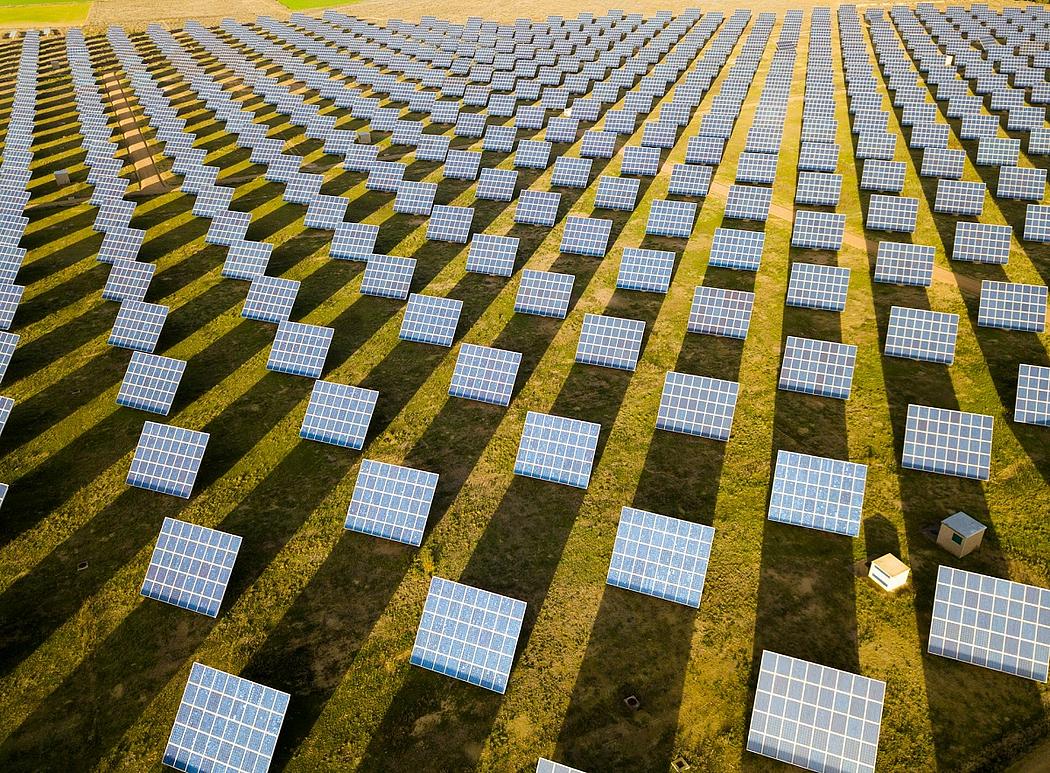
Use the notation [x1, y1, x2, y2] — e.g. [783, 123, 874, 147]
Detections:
[795, 171, 842, 207]
[299, 380, 379, 450]
[860, 159, 906, 193]
[768, 449, 868, 537]
[476, 168, 519, 202]
[902, 403, 995, 480]
[997, 165, 1047, 202]
[102, 260, 155, 304]
[778, 335, 858, 400]
[427, 205, 475, 244]
[929, 565, 1050, 682]
[448, 343, 522, 406]
[116, 351, 187, 415]
[646, 199, 696, 238]
[141, 517, 241, 617]
[668, 163, 713, 196]
[513, 410, 601, 489]
[164, 663, 289, 773]
[410, 576, 526, 693]
[550, 155, 592, 188]
[331, 222, 380, 261]
[575, 312, 645, 371]
[866, 194, 919, 233]
[127, 421, 209, 499]
[266, 321, 335, 378]
[655, 371, 739, 441]
[688, 285, 755, 339]
[785, 262, 851, 312]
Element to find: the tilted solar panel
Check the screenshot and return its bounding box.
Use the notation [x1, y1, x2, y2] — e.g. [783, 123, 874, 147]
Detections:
[223, 239, 273, 280]
[361, 254, 417, 300]
[1015, 364, 1050, 426]
[791, 210, 845, 251]
[242, 275, 300, 323]
[866, 194, 918, 233]
[399, 293, 464, 347]
[724, 184, 773, 222]
[594, 175, 639, 211]
[616, 247, 675, 293]
[127, 421, 209, 499]
[515, 190, 561, 226]
[656, 371, 739, 441]
[514, 269, 575, 318]
[116, 352, 187, 415]
[427, 205, 474, 244]
[978, 281, 1047, 332]
[709, 227, 764, 271]
[778, 335, 857, 400]
[109, 300, 168, 353]
[266, 321, 335, 378]
[448, 343, 522, 406]
[299, 381, 379, 450]
[560, 216, 613, 257]
[646, 199, 696, 238]
[331, 222, 380, 261]
[768, 450, 868, 536]
[884, 306, 959, 365]
[785, 263, 851, 312]
[514, 410, 601, 488]
[102, 260, 154, 303]
[345, 459, 439, 546]
[141, 517, 241, 617]
[688, 285, 755, 339]
[575, 313, 645, 371]
[902, 404, 994, 480]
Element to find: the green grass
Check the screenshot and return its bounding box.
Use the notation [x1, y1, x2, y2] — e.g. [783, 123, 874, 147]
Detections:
[0, 12, 1047, 773]
[0, 1, 90, 27]
[276, 0, 358, 10]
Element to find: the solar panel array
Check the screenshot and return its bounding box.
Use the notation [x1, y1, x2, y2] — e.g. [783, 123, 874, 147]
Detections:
[1015, 364, 1050, 426]
[575, 313, 645, 371]
[127, 422, 210, 499]
[411, 576, 526, 693]
[606, 506, 716, 608]
[884, 306, 959, 365]
[785, 263, 851, 313]
[299, 381, 378, 450]
[778, 336, 858, 400]
[116, 352, 187, 415]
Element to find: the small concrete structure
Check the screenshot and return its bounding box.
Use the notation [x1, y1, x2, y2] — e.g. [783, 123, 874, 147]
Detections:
[937, 511, 986, 558]
[355, 130, 372, 144]
[54, 169, 71, 187]
[869, 554, 910, 592]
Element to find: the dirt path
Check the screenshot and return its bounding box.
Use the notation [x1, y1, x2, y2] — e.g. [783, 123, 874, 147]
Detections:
[708, 179, 982, 295]
[100, 70, 169, 195]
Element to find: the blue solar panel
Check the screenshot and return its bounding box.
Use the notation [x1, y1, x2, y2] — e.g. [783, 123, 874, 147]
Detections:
[873, 241, 934, 287]
[929, 566, 1050, 682]
[223, 240, 273, 280]
[952, 222, 1012, 265]
[1015, 364, 1050, 426]
[266, 322, 334, 378]
[884, 306, 959, 365]
[427, 205, 474, 244]
[331, 222, 381, 262]
[399, 294, 463, 347]
[785, 263, 851, 312]
[607, 506, 715, 608]
[0, 282, 23, 330]
[141, 517, 241, 617]
[768, 450, 868, 537]
[902, 404, 994, 481]
[164, 663, 289, 773]
[866, 195, 918, 233]
[724, 185, 772, 222]
[536, 759, 585, 773]
[747, 651, 884, 773]
[411, 577, 526, 693]
[575, 313, 645, 371]
[978, 281, 1047, 333]
[466, 233, 518, 277]
[515, 190, 561, 227]
[655, 371, 738, 441]
[127, 421, 209, 499]
[594, 175, 640, 211]
[117, 352, 186, 415]
[102, 261, 154, 303]
[345, 458, 439, 546]
[448, 343, 522, 407]
[560, 216, 613, 257]
[109, 300, 168, 353]
[616, 247, 675, 293]
[0, 394, 12, 438]
[361, 254, 417, 300]
[646, 199, 696, 238]
[778, 336, 857, 400]
[514, 410, 601, 489]
[299, 381, 378, 450]
[242, 276, 300, 323]
[688, 286, 754, 339]
[514, 269, 575, 318]
[791, 210, 845, 251]
[709, 228, 764, 271]
[476, 168, 518, 201]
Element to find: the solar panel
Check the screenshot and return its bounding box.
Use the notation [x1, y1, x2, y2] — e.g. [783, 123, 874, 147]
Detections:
[0, 331, 16, 383]
[606, 505, 715, 608]
[668, 163, 713, 196]
[304, 195, 348, 230]
[747, 651, 884, 773]
[707, 226, 764, 271]
[127, 421, 209, 499]
[872, 240, 933, 287]
[483, 124, 517, 152]
[575, 313, 645, 371]
[655, 370, 739, 441]
[786, 263, 851, 312]
[299, 381, 378, 450]
[949, 220, 1012, 266]
[514, 139, 552, 169]
[646, 199, 696, 239]
[448, 343, 522, 406]
[1024, 205, 1050, 243]
[594, 175, 639, 211]
[1016, 363, 1050, 426]
[794, 171, 842, 207]
[536, 760, 585, 773]
[998, 165, 1047, 202]
[550, 156, 592, 188]
[117, 352, 186, 415]
[688, 285, 755, 339]
[361, 254, 417, 300]
[444, 150, 482, 180]
[394, 181, 439, 216]
[109, 300, 168, 353]
[476, 168, 518, 202]
[736, 152, 778, 185]
[514, 189, 560, 226]
[581, 129, 618, 159]
[621, 144, 661, 176]
[464, 233, 518, 277]
[266, 321, 334, 378]
[399, 294, 463, 347]
[724, 185, 772, 222]
[242, 275, 300, 323]
[791, 210, 845, 251]
[929, 566, 1050, 682]
[560, 216, 613, 257]
[616, 247, 675, 293]
[779, 336, 857, 400]
[427, 205, 474, 244]
[411, 576, 526, 693]
[223, 240, 273, 280]
[164, 663, 289, 773]
[768, 450, 868, 536]
[331, 222, 380, 261]
[920, 147, 965, 180]
[515, 269, 575, 318]
[206, 209, 252, 245]
[860, 159, 905, 193]
[367, 161, 407, 192]
[978, 281, 1048, 333]
[0, 482, 6, 509]
[902, 404, 994, 480]
[884, 306, 959, 365]
[798, 141, 839, 172]
[932, 179, 986, 217]
[141, 517, 241, 617]
[514, 410, 600, 489]
[102, 260, 154, 303]
[866, 195, 918, 233]
[976, 137, 1020, 167]
[0, 394, 11, 438]
[345, 459, 439, 547]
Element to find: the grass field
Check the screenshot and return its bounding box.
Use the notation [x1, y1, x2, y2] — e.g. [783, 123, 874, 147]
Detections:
[0, 6, 1047, 773]
[0, 1, 90, 27]
[276, 0, 360, 10]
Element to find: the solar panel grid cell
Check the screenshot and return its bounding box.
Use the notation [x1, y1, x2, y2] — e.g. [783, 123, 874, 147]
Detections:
[785, 263, 851, 312]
